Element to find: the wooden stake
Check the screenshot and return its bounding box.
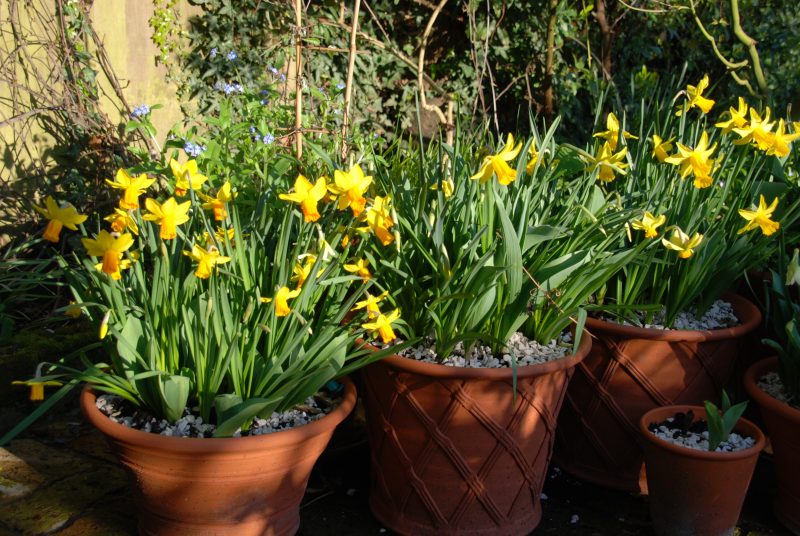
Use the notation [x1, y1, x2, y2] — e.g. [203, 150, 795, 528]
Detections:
[342, 0, 362, 162]
[294, 0, 303, 159]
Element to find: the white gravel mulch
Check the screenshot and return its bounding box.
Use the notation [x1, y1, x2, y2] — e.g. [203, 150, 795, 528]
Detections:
[647, 413, 756, 453]
[601, 299, 739, 330]
[757, 372, 800, 409]
[96, 392, 340, 438]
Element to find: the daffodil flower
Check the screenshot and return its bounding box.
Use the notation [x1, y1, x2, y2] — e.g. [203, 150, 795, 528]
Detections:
[12, 379, 62, 401]
[664, 132, 716, 189]
[183, 244, 231, 279]
[733, 107, 775, 151]
[631, 212, 666, 238]
[715, 97, 749, 134]
[361, 196, 395, 246]
[291, 254, 317, 288]
[279, 175, 327, 222]
[651, 135, 674, 163]
[738, 195, 780, 236]
[429, 179, 455, 198]
[362, 309, 401, 343]
[261, 286, 301, 317]
[327, 164, 372, 216]
[104, 208, 139, 235]
[33, 196, 87, 243]
[64, 302, 82, 319]
[143, 197, 192, 240]
[205, 227, 237, 247]
[351, 291, 389, 318]
[344, 258, 371, 282]
[587, 142, 628, 183]
[200, 182, 236, 221]
[662, 228, 703, 259]
[170, 159, 208, 196]
[764, 120, 800, 158]
[593, 112, 638, 151]
[470, 134, 523, 185]
[526, 139, 540, 174]
[82, 230, 135, 280]
[106, 169, 155, 210]
[676, 74, 715, 116]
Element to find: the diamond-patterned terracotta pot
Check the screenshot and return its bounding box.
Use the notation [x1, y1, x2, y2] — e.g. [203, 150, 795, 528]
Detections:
[360, 330, 591, 536]
[81, 379, 357, 536]
[553, 294, 761, 493]
[744, 356, 800, 534]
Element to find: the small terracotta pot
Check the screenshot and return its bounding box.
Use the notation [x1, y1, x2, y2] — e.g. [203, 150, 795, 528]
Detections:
[81, 379, 357, 536]
[640, 405, 765, 536]
[554, 294, 761, 493]
[744, 357, 800, 534]
[360, 329, 591, 536]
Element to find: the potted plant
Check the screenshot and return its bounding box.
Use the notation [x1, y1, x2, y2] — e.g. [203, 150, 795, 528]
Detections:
[554, 75, 800, 492]
[744, 247, 800, 533]
[357, 124, 635, 535]
[639, 393, 765, 536]
[21, 157, 399, 535]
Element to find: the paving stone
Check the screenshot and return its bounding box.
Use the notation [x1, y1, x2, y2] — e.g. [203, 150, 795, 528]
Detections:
[0, 447, 46, 502]
[51, 508, 136, 536]
[2, 440, 94, 481]
[0, 467, 127, 535]
[66, 431, 119, 465]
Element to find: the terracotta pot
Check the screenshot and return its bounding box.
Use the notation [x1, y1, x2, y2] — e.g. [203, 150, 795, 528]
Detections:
[360, 329, 591, 536]
[744, 357, 800, 534]
[554, 294, 761, 493]
[639, 405, 765, 536]
[80, 379, 357, 536]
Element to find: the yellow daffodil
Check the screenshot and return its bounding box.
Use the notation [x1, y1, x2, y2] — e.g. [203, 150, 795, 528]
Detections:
[631, 212, 666, 238]
[106, 169, 155, 210]
[143, 197, 191, 240]
[279, 175, 327, 222]
[183, 244, 231, 279]
[12, 379, 62, 401]
[362, 309, 401, 343]
[33, 196, 87, 243]
[764, 120, 800, 157]
[82, 230, 135, 280]
[64, 301, 82, 319]
[676, 74, 715, 116]
[526, 139, 540, 174]
[593, 112, 638, 151]
[715, 97, 750, 134]
[344, 258, 371, 282]
[361, 196, 395, 246]
[733, 107, 775, 151]
[328, 164, 372, 216]
[430, 179, 455, 198]
[204, 227, 237, 247]
[587, 142, 628, 183]
[662, 228, 703, 259]
[98, 311, 111, 340]
[104, 208, 139, 235]
[200, 182, 236, 221]
[351, 291, 389, 318]
[738, 195, 780, 236]
[260, 286, 301, 317]
[170, 159, 208, 196]
[291, 254, 317, 288]
[664, 132, 716, 189]
[651, 135, 674, 163]
[470, 134, 523, 185]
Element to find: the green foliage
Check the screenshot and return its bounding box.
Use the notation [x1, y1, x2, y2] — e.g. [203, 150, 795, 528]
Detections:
[763, 247, 800, 400]
[704, 390, 748, 451]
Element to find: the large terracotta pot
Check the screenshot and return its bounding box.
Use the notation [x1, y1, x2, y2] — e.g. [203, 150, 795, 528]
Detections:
[744, 356, 800, 534]
[554, 294, 761, 493]
[360, 330, 591, 536]
[639, 405, 765, 536]
[80, 379, 357, 536]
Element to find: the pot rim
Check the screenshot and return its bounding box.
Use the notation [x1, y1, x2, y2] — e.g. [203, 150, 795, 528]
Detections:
[80, 377, 357, 452]
[638, 404, 766, 461]
[371, 327, 591, 379]
[586, 293, 761, 342]
[743, 356, 800, 423]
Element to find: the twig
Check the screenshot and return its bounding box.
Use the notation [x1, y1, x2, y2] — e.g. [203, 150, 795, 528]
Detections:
[294, 0, 304, 159]
[417, 0, 448, 126]
[342, 0, 362, 162]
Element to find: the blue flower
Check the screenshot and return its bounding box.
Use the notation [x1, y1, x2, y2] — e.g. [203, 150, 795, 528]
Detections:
[268, 66, 279, 75]
[130, 105, 151, 119]
[253, 134, 262, 143]
[226, 51, 237, 61]
[184, 141, 206, 158]
[260, 99, 269, 106]
[279, 74, 286, 83]
[263, 133, 275, 145]
[210, 47, 218, 58]
[249, 126, 257, 134]
[336, 82, 346, 90]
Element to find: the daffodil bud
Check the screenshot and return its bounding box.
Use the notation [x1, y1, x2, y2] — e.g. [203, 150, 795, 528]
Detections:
[99, 310, 111, 340]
